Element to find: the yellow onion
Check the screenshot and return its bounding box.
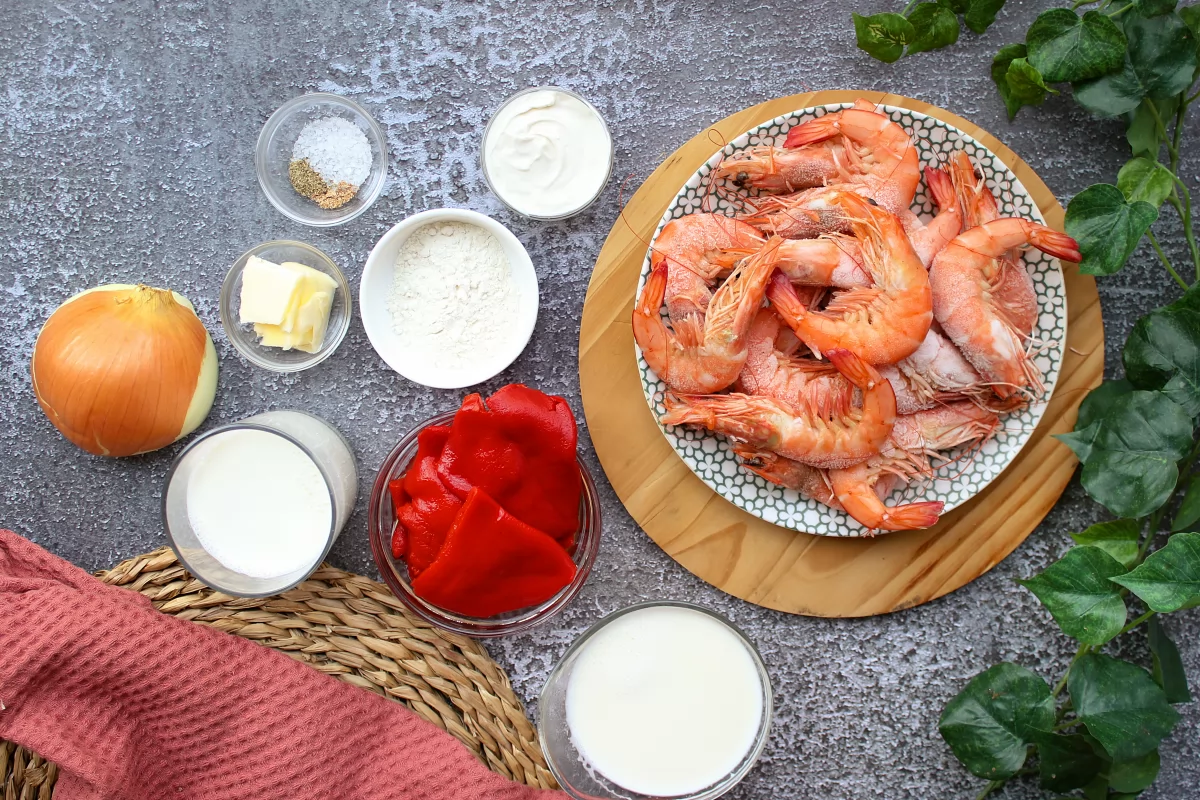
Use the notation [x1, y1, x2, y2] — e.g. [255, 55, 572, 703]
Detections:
[31, 284, 218, 457]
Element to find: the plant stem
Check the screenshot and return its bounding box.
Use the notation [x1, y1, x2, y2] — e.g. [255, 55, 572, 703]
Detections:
[1117, 609, 1156, 637]
[901, 0, 919, 15]
[1071, 0, 1099, 8]
[1108, 2, 1135, 18]
[1053, 643, 1092, 698]
[1147, 230, 1189, 290]
[1167, 100, 1200, 276]
[976, 779, 1006, 800]
[1052, 719, 1078, 732]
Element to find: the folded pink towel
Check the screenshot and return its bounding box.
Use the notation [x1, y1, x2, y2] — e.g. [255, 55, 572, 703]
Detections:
[0, 530, 563, 800]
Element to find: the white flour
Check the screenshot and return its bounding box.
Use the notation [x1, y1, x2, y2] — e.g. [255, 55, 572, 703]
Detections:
[387, 221, 521, 375]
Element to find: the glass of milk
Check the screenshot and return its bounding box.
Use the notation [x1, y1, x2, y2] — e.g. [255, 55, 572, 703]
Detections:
[163, 410, 358, 597]
[539, 601, 773, 800]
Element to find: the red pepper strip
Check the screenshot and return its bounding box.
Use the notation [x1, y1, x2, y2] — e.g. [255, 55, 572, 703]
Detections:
[400, 458, 462, 578]
[411, 488, 577, 617]
[388, 479, 408, 515]
[437, 385, 581, 540]
[390, 519, 408, 559]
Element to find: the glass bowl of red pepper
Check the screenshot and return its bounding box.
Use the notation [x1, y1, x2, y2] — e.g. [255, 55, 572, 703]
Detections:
[368, 385, 602, 637]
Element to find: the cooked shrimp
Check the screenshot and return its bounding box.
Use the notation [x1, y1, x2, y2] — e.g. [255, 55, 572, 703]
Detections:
[782, 100, 920, 217]
[736, 309, 855, 416]
[767, 191, 933, 365]
[883, 328, 988, 414]
[828, 465, 944, 531]
[712, 144, 843, 194]
[633, 237, 784, 394]
[929, 218, 1080, 398]
[721, 236, 871, 288]
[907, 166, 963, 269]
[887, 401, 1001, 459]
[732, 443, 843, 509]
[660, 348, 896, 469]
[652, 213, 766, 324]
[949, 151, 1038, 337]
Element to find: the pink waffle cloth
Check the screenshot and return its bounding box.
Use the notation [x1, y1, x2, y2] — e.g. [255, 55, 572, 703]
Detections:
[0, 530, 564, 800]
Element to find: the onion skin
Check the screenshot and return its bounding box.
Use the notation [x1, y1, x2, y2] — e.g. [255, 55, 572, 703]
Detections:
[31, 284, 219, 457]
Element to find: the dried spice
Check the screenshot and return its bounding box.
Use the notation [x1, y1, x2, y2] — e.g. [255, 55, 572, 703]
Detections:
[288, 158, 358, 210]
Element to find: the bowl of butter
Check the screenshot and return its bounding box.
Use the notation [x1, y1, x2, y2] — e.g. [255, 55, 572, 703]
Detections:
[219, 240, 352, 372]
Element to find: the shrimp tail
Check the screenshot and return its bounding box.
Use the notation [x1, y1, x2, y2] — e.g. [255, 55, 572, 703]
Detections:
[1029, 226, 1082, 263]
[784, 115, 840, 149]
[924, 166, 955, 212]
[767, 270, 808, 320]
[878, 501, 945, 531]
[826, 348, 883, 391]
[660, 393, 780, 443]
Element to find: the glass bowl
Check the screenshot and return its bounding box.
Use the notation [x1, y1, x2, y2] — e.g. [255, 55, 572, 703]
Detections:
[219, 240, 351, 372]
[538, 601, 773, 800]
[481, 86, 614, 221]
[255, 92, 387, 226]
[368, 410, 601, 637]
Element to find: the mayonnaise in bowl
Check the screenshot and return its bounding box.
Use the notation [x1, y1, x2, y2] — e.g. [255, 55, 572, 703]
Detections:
[482, 88, 613, 219]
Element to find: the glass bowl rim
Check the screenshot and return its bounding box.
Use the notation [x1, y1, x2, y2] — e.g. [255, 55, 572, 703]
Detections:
[162, 416, 340, 598]
[254, 92, 388, 227]
[480, 85, 614, 221]
[368, 409, 601, 637]
[219, 239, 352, 373]
[537, 600, 774, 800]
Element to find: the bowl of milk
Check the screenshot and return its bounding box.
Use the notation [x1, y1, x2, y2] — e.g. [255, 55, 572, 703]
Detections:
[163, 410, 358, 597]
[539, 602, 772, 799]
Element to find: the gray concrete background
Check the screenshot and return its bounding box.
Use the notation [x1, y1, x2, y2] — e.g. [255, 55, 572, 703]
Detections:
[2, 1, 1198, 797]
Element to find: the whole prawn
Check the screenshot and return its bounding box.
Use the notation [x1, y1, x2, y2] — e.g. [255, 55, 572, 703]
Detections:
[633, 236, 784, 394]
[736, 308, 854, 418]
[661, 348, 896, 469]
[766, 190, 933, 365]
[652, 213, 765, 325]
[929, 218, 1080, 398]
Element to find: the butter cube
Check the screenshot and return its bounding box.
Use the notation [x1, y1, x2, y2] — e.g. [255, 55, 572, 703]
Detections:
[294, 291, 333, 353]
[240, 256, 304, 326]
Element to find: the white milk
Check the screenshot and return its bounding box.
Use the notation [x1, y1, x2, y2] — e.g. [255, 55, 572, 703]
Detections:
[186, 428, 332, 579]
[565, 605, 765, 796]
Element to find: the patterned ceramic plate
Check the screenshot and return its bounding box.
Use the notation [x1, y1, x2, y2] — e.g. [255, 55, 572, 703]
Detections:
[635, 103, 1066, 537]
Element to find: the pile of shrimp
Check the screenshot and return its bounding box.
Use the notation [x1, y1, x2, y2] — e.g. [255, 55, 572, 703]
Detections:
[633, 99, 1082, 533]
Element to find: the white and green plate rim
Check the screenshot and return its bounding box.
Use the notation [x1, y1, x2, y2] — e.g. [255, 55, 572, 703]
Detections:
[635, 102, 1067, 537]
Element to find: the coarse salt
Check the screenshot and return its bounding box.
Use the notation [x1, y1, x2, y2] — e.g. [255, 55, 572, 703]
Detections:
[292, 116, 372, 188]
[387, 222, 521, 378]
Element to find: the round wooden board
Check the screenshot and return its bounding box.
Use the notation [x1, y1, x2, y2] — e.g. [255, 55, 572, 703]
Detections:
[578, 90, 1104, 618]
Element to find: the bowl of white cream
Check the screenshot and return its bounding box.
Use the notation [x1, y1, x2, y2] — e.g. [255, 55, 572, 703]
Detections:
[359, 208, 539, 389]
[482, 87, 614, 220]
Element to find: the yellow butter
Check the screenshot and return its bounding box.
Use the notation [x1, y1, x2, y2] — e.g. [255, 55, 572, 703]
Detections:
[239, 256, 304, 326]
[247, 258, 337, 352]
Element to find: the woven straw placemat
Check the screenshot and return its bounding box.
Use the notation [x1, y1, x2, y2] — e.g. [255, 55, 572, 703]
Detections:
[1, 547, 556, 798]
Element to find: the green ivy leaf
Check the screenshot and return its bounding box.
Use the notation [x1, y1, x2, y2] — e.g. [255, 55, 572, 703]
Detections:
[1112, 532, 1200, 612]
[1123, 308, 1200, 417]
[939, 663, 1054, 779]
[1116, 156, 1175, 206]
[992, 43, 1031, 118]
[964, 0, 1007, 34]
[1148, 616, 1192, 703]
[1033, 731, 1106, 792]
[1183, 5, 1200, 42]
[1077, 379, 1135, 430]
[1055, 391, 1192, 518]
[1107, 749, 1161, 793]
[1125, 99, 1164, 158]
[1007, 58, 1058, 109]
[1167, 277, 1200, 314]
[907, 3, 960, 55]
[1074, 58, 1151, 117]
[1135, 0, 1178, 15]
[1064, 184, 1158, 276]
[938, 0, 970, 11]
[1123, 9, 1199, 98]
[1018, 546, 1128, 645]
[1172, 473, 1200, 531]
[853, 12, 916, 63]
[1027, 9, 1128, 83]
[1069, 653, 1180, 761]
[1070, 519, 1140, 568]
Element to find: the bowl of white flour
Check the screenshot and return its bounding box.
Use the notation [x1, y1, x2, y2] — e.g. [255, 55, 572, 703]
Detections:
[360, 208, 539, 389]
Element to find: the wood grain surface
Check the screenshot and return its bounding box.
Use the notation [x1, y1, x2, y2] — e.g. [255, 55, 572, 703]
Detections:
[578, 90, 1104, 618]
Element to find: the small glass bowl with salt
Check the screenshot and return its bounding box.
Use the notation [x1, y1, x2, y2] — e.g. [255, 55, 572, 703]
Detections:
[256, 93, 387, 227]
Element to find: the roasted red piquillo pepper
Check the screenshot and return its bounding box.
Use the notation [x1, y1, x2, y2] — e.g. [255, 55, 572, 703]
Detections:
[437, 384, 581, 540]
[389, 424, 460, 577]
[411, 488, 577, 617]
